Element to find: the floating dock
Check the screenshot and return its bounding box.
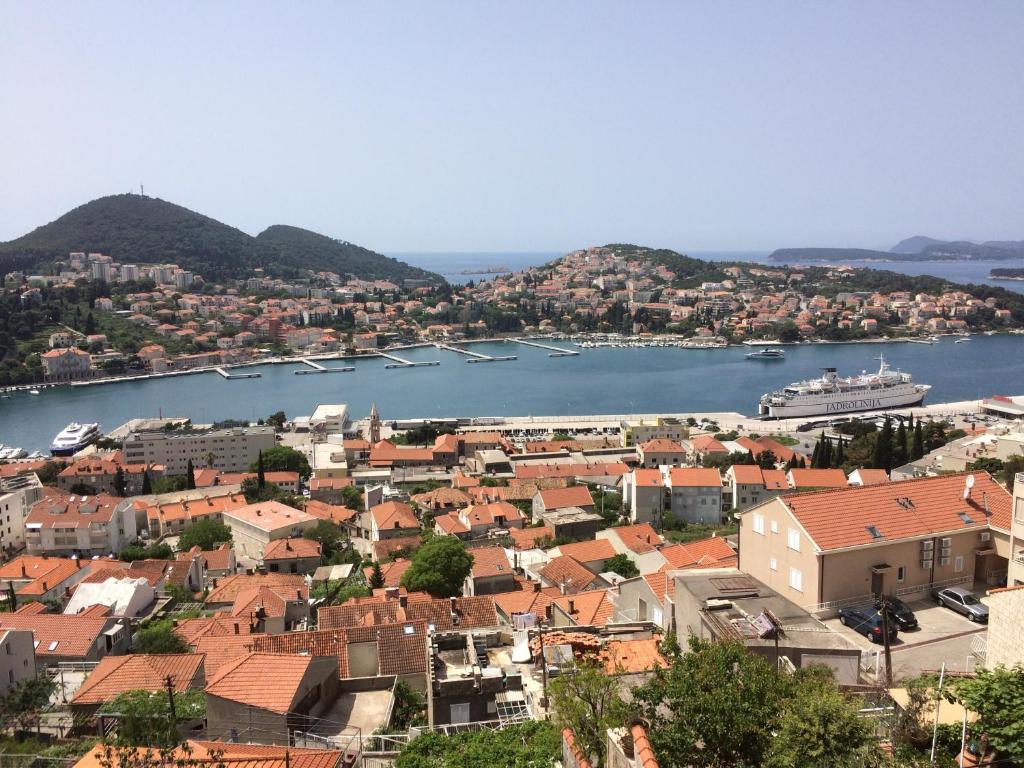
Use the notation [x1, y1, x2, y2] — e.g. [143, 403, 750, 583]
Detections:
[510, 338, 580, 357]
[215, 367, 262, 379]
[294, 359, 355, 375]
[434, 343, 516, 363]
[378, 351, 440, 369]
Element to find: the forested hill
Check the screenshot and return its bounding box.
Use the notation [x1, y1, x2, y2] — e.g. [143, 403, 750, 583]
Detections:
[0, 194, 443, 283]
[255, 225, 440, 283]
[603, 243, 728, 287]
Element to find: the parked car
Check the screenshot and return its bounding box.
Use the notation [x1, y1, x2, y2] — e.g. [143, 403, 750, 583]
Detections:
[837, 606, 899, 644]
[932, 586, 989, 622]
[883, 596, 919, 630]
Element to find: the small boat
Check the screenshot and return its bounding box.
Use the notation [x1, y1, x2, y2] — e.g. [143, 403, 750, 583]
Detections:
[28, 389, 40, 395]
[746, 348, 786, 360]
[955, 338, 970, 344]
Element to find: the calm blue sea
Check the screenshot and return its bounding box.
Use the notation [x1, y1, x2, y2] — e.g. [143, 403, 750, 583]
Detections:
[1, 335, 1021, 452]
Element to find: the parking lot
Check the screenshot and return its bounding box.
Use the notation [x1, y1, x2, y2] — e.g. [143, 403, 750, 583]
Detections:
[821, 597, 987, 681]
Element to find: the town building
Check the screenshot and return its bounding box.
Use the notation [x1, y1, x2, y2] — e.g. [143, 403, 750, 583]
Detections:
[24, 493, 134, 557]
[222, 501, 318, 561]
[0, 473, 44, 554]
[123, 426, 277, 474]
[667, 468, 723, 524]
[40, 347, 92, 381]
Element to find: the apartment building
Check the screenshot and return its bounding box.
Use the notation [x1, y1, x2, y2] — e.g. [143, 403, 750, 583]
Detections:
[724, 465, 788, 512]
[623, 469, 665, 525]
[739, 472, 1010, 611]
[667, 468, 723, 524]
[619, 417, 687, 447]
[123, 426, 276, 474]
[222, 501, 317, 560]
[0, 474, 44, 553]
[25, 494, 136, 557]
[1006, 472, 1024, 586]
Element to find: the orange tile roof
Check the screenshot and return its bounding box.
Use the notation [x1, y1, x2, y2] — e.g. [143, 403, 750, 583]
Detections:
[410, 487, 472, 509]
[601, 638, 668, 674]
[562, 730, 594, 768]
[508, 526, 555, 550]
[631, 468, 664, 488]
[206, 573, 307, 605]
[638, 439, 685, 453]
[371, 535, 423, 561]
[205, 652, 316, 714]
[688, 434, 727, 453]
[263, 537, 321, 561]
[516, 463, 629, 481]
[6, 558, 86, 596]
[303, 499, 356, 525]
[231, 586, 290, 619]
[469, 547, 512, 579]
[631, 724, 661, 768]
[370, 501, 420, 531]
[852, 468, 891, 486]
[642, 571, 670, 600]
[137, 491, 248, 526]
[605, 523, 663, 554]
[361, 558, 412, 588]
[460, 501, 525, 526]
[659, 537, 736, 569]
[551, 589, 614, 626]
[668, 467, 722, 488]
[224, 500, 315, 531]
[72, 742, 344, 768]
[0, 612, 111, 659]
[492, 588, 555, 619]
[729, 464, 765, 485]
[434, 512, 470, 535]
[787, 468, 848, 489]
[174, 615, 257, 645]
[761, 469, 789, 490]
[537, 486, 594, 510]
[782, 471, 1007, 551]
[539, 555, 600, 592]
[553, 539, 616, 564]
[192, 633, 261, 677]
[27, 493, 122, 529]
[72, 654, 205, 705]
[319, 594, 498, 632]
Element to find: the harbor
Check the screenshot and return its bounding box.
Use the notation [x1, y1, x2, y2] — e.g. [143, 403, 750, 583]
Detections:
[1, 334, 1022, 452]
[434, 342, 517, 363]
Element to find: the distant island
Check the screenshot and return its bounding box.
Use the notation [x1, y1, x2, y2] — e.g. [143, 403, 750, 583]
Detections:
[990, 267, 1024, 280]
[459, 265, 510, 275]
[770, 235, 1024, 263]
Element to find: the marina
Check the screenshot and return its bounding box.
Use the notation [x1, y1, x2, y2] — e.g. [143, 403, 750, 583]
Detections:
[215, 366, 262, 380]
[294, 359, 355, 375]
[1, 334, 1022, 452]
[434, 342, 517, 363]
[510, 338, 580, 356]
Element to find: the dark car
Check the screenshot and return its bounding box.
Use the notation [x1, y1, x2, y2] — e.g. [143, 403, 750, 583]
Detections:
[883, 597, 919, 630]
[933, 586, 989, 622]
[837, 606, 899, 644]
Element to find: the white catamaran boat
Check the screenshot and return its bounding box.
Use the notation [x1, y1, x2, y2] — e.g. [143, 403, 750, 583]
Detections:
[758, 356, 930, 419]
[50, 422, 101, 456]
[746, 348, 785, 360]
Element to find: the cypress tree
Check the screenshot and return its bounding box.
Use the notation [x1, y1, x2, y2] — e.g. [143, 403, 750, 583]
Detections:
[369, 561, 385, 589]
[257, 450, 266, 489]
[834, 438, 845, 467]
[811, 436, 822, 468]
[186, 459, 196, 490]
[141, 470, 152, 495]
[912, 422, 925, 460]
[113, 466, 126, 497]
[894, 421, 909, 467]
[821, 437, 832, 469]
[873, 417, 894, 471]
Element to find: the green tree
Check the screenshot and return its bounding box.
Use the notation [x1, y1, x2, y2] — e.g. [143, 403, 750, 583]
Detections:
[140, 470, 152, 495]
[102, 688, 206, 747]
[948, 664, 1024, 762]
[369, 561, 385, 589]
[757, 448, 778, 470]
[872, 417, 894, 471]
[132, 618, 189, 654]
[256, 450, 266, 489]
[603, 553, 640, 579]
[250, 445, 311, 479]
[0, 675, 58, 732]
[177, 519, 232, 551]
[1002, 454, 1024, 492]
[266, 410, 287, 430]
[400, 536, 473, 597]
[768, 668, 878, 768]
[911, 421, 925, 460]
[113, 466, 126, 497]
[632, 637, 791, 768]
[303, 520, 346, 562]
[549, 660, 631, 767]
[340, 485, 364, 509]
[394, 720, 560, 768]
[893, 421, 909, 468]
[185, 458, 196, 490]
[390, 680, 427, 730]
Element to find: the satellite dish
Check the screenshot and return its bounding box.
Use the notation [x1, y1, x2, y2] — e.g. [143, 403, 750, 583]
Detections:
[965, 475, 976, 489]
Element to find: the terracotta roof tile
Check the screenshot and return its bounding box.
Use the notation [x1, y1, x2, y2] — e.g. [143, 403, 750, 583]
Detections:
[469, 547, 512, 579]
[72, 654, 204, 705]
[551, 589, 614, 626]
[600, 638, 668, 674]
[509, 526, 555, 550]
[659, 537, 736, 569]
[552, 539, 616, 564]
[263, 537, 321, 561]
[205, 652, 316, 714]
[604, 523, 663, 554]
[787, 468, 848, 489]
[539, 556, 600, 592]
[206, 574, 307, 605]
[319, 594, 498, 632]
[191, 633, 261, 677]
[668, 467, 722, 488]
[537, 486, 594, 510]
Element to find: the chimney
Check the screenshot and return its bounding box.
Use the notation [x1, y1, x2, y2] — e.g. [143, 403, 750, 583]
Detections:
[233, 622, 239, 635]
[20, 564, 25, 577]
[385, 586, 399, 600]
[568, 599, 575, 614]
[296, 589, 302, 600]
[41, 581, 47, 592]
[544, 604, 553, 621]
[450, 596, 458, 614]
[399, 594, 408, 609]
[532, 581, 541, 593]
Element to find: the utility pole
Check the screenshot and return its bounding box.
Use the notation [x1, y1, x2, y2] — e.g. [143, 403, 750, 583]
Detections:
[164, 674, 177, 722]
[876, 595, 894, 687]
[537, 621, 549, 719]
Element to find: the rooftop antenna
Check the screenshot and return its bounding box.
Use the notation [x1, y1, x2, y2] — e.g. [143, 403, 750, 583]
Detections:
[140, 183, 144, 196]
[963, 473, 975, 501]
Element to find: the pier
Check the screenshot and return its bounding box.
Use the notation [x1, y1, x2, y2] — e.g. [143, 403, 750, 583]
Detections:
[294, 359, 355, 375]
[378, 351, 440, 369]
[215, 367, 262, 380]
[434, 343, 516, 363]
[510, 338, 580, 357]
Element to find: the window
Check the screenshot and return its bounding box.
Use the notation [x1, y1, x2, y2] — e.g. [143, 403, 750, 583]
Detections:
[752, 514, 765, 535]
[769, 557, 778, 572]
[787, 529, 800, 552]
[770, 520, 779, 534]
[954, 556, 964, 573]
[897, 566, 906, 582]
[789, 568, 803, 592]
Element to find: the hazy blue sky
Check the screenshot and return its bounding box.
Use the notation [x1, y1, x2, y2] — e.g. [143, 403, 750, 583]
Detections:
[2, 2, 1022, 253]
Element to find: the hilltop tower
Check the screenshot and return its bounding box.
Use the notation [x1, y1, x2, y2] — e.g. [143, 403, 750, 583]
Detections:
[368, 403, 381, 444]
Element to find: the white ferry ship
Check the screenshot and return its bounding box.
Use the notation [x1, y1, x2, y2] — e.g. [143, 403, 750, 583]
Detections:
[50, 422, 101, 456]
[758, 356, 930, 419]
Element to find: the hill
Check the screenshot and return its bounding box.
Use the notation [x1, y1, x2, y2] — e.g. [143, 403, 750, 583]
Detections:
[768, 247, 894, 263]
[255, 225, 439, 283]
[890, 235, 948, 254]
[772, 237, 1024, 263]
[602, 243, 728, 286]
[0, 194, 442, 284]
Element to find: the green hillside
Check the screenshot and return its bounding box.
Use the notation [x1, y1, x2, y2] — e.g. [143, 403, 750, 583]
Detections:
[0, 194, 442, 284]
[256, 224, 441, 283]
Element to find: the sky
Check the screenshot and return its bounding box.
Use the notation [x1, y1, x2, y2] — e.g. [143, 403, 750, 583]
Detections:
[1, 2, 1023, 254]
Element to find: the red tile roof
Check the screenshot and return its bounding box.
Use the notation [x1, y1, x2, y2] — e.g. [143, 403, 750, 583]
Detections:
[469, 547, 512, 579]
[761, 469, 789, 490]
[639, 439, 685, 453]
[631, 468, 664, 487]
[205, 652, 316, 713]
[539, 555, 600, 592]
[72, 654, 204, 705]
[688, 434, 727, 453]
[319, 594, 498, 632]
[537, 486, 594, 510]
[668, 467, 722, 488]
[27, 493, 122, 529]
[370, 501, 420, 531]
[206, 573, 307, 605]
[659, 536, 736, 569]
[509, 526, 555, 550]
[787, 468, 848, 489]
[361, 558, 412, 588]
[192, 633, 261, 677]
[72, 742, 344, 768]
[600, 638, 668, 674]
[0, 612, 112, 659]
[782, 471, 1008, 551]
[730, 464, 766, 485]
[553, 539, 616, 564]
[604, 523, 663, 554]
[263, 537, 321, 561]
[851, 468, 891, 486]
[551, 589, 614, 626]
